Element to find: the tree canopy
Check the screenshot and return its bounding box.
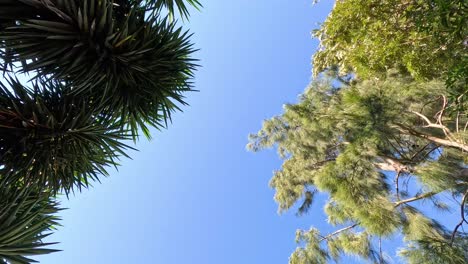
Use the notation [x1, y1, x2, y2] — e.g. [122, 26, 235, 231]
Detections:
[249, 73, 467, 263]
[0, 0, 200, 193]
[0, 0, 201, 262]
[249, 0, 467, 263]
[0, 185, 61, 264]
[313, 0, 466, 81]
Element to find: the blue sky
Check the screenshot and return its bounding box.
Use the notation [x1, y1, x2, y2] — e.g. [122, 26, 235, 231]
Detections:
[33, 1, 458, 263]
[36, 1, 334, 263]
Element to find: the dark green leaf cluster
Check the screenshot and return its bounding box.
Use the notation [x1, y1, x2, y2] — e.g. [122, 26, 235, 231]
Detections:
[0, 0, 199, 193]
[0, 0, 200, 262]
[0, 184, 61, 264]
[0, 78, 133, 195]
[313, 0, 467, 82]
[0, 0, 198, 137]
[145, 0, 202, 19]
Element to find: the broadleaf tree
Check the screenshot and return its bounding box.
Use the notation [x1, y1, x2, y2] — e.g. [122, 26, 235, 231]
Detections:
[249, 0, 467, 263]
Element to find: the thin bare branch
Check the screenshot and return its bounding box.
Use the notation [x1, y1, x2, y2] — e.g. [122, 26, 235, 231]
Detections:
[410, 110, 452, 139]
[379, 236, 384, 264]
[435, 95, 448, 126]
[394, 124, 468, 152]
[319, 223, 359, 242]
[409, 143, 430, 161]
[450, 191, 468, 246]
[374, 155, 410, 172]
[411, 110, 433, 126]
[395, 170, 402, 201]
[394, 192, 437, 207]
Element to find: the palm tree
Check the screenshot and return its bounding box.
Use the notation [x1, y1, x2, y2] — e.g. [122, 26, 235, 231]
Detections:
[0, 0, 201, 261]
[0, 78, 132, 195]
[0, 0, 200, 137]
[0, 183, 62, 264]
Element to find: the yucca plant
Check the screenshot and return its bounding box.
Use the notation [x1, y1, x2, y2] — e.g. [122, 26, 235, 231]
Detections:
[0, 1, 200, 261]
[0, 0, 199, 137]
[0, 77, 133, 195]
[0, 0, 200, 192]
[0, 182, 61, 264]
[147, 0, 202, 19]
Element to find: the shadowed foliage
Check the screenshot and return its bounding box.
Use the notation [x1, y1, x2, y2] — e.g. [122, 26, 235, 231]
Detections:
[0, 77, 133, 195]
[0, 182, 61, 264]
[0, 0, 198, 137]
[0, 0, 201, 261]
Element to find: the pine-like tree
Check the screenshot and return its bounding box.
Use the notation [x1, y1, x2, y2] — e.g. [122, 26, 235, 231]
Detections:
[248, 72, 467, 263]
[249, 0, 467, 262]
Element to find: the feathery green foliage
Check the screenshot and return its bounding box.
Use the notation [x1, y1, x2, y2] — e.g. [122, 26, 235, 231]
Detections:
[248, 73, 467, 263]
[249, 1, 466, 262]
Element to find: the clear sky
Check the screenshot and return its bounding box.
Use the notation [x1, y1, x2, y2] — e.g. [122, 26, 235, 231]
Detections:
[34, 1, 454, 263]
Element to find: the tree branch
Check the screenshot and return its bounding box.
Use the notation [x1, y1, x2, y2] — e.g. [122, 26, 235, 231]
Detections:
[379, 236, 384, 264]
[410, 110, 453, 139]
[395, 170, 402, 200]
[394, 192, 437, 207]
[435, 95, 448, 126]
[395, 124, 468, 152]
[450, 190, 468, 246]
[319, 223, 358, 242]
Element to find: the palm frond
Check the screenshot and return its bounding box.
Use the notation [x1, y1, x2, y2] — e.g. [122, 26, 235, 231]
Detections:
[0, 0, 198, 137]
[0, 183, 61, 264]
[145, 0, 202, 19]
[0, 77, 133, 195]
